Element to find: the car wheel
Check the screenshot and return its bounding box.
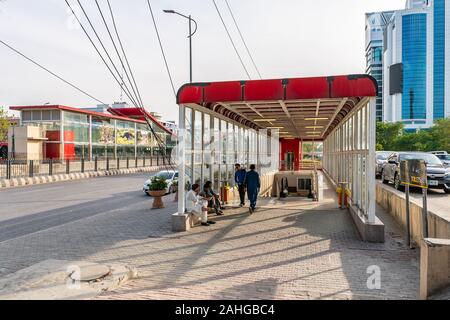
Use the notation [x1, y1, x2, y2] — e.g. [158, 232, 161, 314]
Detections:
[444, 187, 450, 194]
[381, 170, 389, 184]
[394, 174, 404, 191]
[168, 186, 174, 194]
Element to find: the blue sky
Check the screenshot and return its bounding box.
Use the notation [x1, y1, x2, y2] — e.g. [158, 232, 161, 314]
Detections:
[0, 0, 406, 121]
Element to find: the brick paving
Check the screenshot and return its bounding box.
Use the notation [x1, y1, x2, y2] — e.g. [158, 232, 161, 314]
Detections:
[0, 176, 421, 300]
[97, 185, 420, 300]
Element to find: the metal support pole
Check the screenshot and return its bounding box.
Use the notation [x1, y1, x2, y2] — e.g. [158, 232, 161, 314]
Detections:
[49, 158, 53, 176]
[127, 157, 129, 169]
[422, 187, 429, 238]
[405, 184, 411, 248]
[189, 15, 193, 83]
[143, 157, 146, 167]
[106, 157, 110, 171]
[117, 157, 120, 170]
[6, 160, 11, 180]
[66, 159, 70, 174]
[29, 160, 34, 178]
[95, 157, 98, 172]
[81, 158, 85, 173]
[151, 155, 153, 167]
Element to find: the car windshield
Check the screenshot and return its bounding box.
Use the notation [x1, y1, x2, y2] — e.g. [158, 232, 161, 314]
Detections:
[400, 153, 442, 166]
[154, 172, 174, 180]
[376, 152, 391, 160]
[436, 155, 450, 161]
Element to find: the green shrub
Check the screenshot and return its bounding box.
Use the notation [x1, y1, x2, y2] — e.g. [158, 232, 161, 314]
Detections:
[149, 176, 168, 191]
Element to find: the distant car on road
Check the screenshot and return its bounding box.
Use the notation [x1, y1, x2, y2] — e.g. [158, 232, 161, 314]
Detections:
[433, 153, 450, 167]
[143, 170, 179, 196]
[376, 151, 393, 178]
[381, 152, 450, 194]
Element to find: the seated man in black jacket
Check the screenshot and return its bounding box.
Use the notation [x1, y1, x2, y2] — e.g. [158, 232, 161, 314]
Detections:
[200, 181, 224, 216]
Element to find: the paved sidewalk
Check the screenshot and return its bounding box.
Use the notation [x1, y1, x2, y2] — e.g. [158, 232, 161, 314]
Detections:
[0, 176, 420, 300]
[96, 186, 419, 300]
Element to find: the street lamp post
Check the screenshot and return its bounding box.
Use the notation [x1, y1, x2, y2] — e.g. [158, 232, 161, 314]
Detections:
[163, 10, 198, 83]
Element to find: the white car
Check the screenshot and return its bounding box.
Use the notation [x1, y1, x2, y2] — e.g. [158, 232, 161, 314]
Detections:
[143, 170, 179, 195]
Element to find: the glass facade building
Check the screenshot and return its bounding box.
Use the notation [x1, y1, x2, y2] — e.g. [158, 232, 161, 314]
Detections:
[371, 0, 449, 129]
[434, 0, 445, 120]
[401, 13, 427, 121]
[14, 106, 175, 160]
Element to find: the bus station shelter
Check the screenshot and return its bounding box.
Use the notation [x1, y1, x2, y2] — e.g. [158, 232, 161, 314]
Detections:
[174, 74, 383, 242]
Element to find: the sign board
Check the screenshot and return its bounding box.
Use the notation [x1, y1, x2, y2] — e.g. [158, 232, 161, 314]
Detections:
[400, 160, 428, 189]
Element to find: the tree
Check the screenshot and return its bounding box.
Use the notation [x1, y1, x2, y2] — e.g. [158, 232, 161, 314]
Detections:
[376, 122, 404, 151]
[0, 108, 10, 142]
[429, 118, 450, 153]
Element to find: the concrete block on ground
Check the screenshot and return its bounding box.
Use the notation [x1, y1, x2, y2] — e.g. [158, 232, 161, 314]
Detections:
[349, 204, 385, 243]
[420, 238, 450, 300]
[172, 213, 192, 232]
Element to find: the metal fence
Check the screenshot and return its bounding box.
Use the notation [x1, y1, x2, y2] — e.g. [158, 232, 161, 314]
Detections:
[0, 155, 176, 180]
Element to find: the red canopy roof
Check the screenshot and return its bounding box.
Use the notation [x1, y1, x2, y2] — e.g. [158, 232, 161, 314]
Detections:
[176, 74, 377, 139]
[177, 75, 377, 105]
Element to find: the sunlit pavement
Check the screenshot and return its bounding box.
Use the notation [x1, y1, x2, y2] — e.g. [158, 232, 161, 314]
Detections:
[0, 174, 421, 300]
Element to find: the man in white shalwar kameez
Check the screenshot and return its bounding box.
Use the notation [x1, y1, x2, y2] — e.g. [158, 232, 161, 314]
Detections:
[185, 184, 216, 227]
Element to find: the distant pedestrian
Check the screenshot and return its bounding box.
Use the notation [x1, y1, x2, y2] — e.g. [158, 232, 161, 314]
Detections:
[235, 164, 247, 207]
[244, 164, 260, 213]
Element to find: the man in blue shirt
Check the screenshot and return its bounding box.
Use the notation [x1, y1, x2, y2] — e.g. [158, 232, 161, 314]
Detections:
[244, 164, 261, 213]
[234, 163, 247, 207]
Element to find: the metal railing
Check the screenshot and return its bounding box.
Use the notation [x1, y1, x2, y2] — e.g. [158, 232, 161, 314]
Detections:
[0, 154, 175, 180]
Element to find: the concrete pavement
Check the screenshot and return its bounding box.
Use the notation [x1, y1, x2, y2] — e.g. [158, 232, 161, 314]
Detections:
[0, 174, 422, 299]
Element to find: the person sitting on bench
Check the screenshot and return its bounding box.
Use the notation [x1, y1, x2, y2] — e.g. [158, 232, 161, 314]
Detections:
[200, 181, 224, 216]
[185, 184, 216, 227]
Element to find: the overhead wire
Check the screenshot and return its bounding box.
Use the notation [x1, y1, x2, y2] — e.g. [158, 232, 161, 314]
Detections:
[212, 0, 252, 80]
[224, 0, 262, 79]
[94, 0, 143, 108]
[146, 0, 177, 98]
[65, 0, 139, 108]
[0, 39, 106, 105]
[106, 0, 145, 108]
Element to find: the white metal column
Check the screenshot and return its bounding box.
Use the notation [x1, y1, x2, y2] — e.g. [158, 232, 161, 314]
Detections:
[178, 106, 186, 215]
[367, 99, 376, 223]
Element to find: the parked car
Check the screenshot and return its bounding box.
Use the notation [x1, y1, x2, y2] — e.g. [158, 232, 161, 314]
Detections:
[430, 151, 448, 156]
[381, 152, 450, 193]
[434, 154, 450, 167]
[143, 170, 178, 195]
[376, 151, 393, 178]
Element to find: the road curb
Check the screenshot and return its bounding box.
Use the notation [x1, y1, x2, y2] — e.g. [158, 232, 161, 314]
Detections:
[0, 166, 168, 190]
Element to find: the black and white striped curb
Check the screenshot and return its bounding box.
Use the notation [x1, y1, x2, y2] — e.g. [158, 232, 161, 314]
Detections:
[0, 166, 168, 189]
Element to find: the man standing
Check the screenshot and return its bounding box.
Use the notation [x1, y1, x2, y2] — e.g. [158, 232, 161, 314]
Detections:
[235, 164, 247, 208]
[244, 164, 261, 213]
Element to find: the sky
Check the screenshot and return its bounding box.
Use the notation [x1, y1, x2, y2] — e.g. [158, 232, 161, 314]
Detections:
[0, 0, 406, 121]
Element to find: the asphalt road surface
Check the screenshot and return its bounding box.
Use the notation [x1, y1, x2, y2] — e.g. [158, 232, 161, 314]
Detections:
[0, 173, 156, 243]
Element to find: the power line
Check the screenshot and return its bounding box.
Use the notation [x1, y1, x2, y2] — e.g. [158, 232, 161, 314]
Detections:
[146, 0, 177, 98]
[0, 39, 106, 105]
[75, 0, 139, 108]
[95, 0, 143, 108]
[65, 0, 139, 108]
[106, 0, 145, 108]
[212, 0, 251, 80]
[224, 0, 262, 79]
